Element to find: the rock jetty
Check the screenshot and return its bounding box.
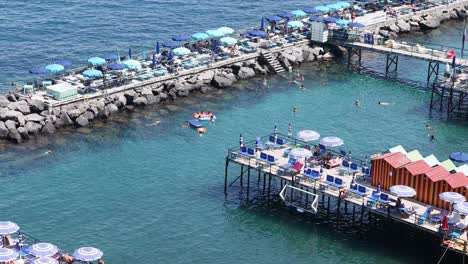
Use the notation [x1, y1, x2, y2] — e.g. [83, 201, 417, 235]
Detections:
[0, 45, 328, 143]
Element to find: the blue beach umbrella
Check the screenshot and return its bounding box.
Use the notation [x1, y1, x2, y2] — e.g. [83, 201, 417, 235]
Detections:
[218, 27, 235, 35]
[56, 60, 72, 69]
[296, 130, 320, 141]
[247, 30, 268, 38]
[303, 7, 320, 14]
[73, 247, 103, 262]
[260, 17, 265, 30]
[162, 40, 180, 49]
[314, 6, 330, 12]
[206, 29, 224, 38]
[172, 47, 191, 56]
[0, 248, 18, 262]
[265, 15, 282, 22]
[287, 21, 304, 28]
[277, 13, 294, 19]
[324, 17, 339, 23]
[320, 136, 344, 147]
[30, 243, 59, 257]
[390, 185, 416, 197]
[348, 22, 365, 28]
[156, 42, 160, 54]
[291, 10, 307, 17]
[45, 64, 64, 73]
[454, 202, 468, 214]
[128, 48, 132, 59]
[83, 69, 103, 78]
[327, 3, 343, 11]
[191, 32, 210, 41]
[107, 63, 125, 70]
[336, 19, 350, 26]
[122, 59, 142, 70]
[310, 16, 325, 22]
[172, 35, 190, 42]
[32, 257, 59, 264]
[0, 221, 19, 235]
[220, 37, 238, 46]
[88, 57, 106, 66]
[450, 152, 468, 163]
[439, 192, 465, 203]
[103, 54, 118, 61]
[29, 66, 47, 74]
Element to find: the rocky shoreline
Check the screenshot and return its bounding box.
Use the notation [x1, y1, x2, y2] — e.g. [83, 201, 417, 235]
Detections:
[0, 44, 326, 144]
[376, 5, 468, 38]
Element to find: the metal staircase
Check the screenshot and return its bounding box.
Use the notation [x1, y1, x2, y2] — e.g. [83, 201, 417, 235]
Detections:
[262, 52, 286, 73]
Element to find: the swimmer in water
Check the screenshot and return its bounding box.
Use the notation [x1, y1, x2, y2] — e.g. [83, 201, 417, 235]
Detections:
[321, 80, 328, 86]
[425, 124, 433, 130]
[45, 145, 52, 155]
[299, 84, 305, 90]
[355, 100, 361, 107]
[378, 101, 393, 106]
[183, 121, 190, 128]
[148, 119, 161, 126]
[429, 134, 435, 141]
[263, 78, 267, 86]
[292, 107, 297, 113]
[210, 115, 216, 125]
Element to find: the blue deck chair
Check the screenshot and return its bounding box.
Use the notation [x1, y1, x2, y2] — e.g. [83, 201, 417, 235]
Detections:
[267, 155, 278, 164]
[310, 170, 320, 180]
[303, 168, 312, 177]
[418, 206, 433, 224]
[269, 135, 276, 143]
[332, 177, 345, 188]
[280, 157, 296, 169]
[349, 183, 358, 194]
[240, 146, 247, 154]
[341, 160, 350, 169]
[326, 175, 335, 185]
[349, 163, 358, 173]
[259, 152, 268, 162]
[357, 185, 367, 196]
[379, 193, 389, 203]
[275, 138, 287, 148]
[256, 136, 267, 150]
[319, 144, 326, 154]
[246, 148, 255, 157]
[367, 190, 380, 206]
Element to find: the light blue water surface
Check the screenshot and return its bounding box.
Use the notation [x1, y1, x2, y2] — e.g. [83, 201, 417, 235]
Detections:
[0, 1, 468, 263]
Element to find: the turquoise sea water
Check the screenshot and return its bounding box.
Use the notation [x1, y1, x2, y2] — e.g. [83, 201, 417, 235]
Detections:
[1, 1, 468, 263]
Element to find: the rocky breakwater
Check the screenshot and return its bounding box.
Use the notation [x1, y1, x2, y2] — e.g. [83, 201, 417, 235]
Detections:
[0, 44, 328, 144]
[377, 5, 468, 38]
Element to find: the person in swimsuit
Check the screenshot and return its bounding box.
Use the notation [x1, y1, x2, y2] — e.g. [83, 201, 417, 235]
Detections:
[355, 100, 361, 107]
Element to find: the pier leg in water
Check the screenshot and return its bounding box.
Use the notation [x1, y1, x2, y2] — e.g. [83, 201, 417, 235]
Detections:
[268, 174, 272, 201]
[240, 165, 244, 188]
[263, 173, 266, 194]
[224, 157, 229, 195]
[322, 193, 325, 208]
[257, 170, 261, 184]
[247, 166, 250, 198]
[327, 196, 331, 216]
[352, 205, 356, 224]
[344, 200, 348, 213]
[360, 204, 365, 224]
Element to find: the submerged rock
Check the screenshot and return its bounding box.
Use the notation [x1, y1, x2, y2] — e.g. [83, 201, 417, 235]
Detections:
[75, 115, 89, 127]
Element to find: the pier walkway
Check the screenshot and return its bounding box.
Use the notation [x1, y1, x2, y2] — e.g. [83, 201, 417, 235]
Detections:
[224, 134, 468, 258]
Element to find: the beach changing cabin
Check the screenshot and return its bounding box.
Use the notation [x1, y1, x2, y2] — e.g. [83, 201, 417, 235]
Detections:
[371, 152, 412, 190]
[46, 82, 77, 100]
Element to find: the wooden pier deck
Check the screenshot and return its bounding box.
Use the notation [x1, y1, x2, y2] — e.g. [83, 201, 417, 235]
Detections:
[224, 134, 468, 257]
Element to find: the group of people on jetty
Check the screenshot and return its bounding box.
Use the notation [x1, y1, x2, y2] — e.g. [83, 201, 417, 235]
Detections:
[0, 221, 105, 264]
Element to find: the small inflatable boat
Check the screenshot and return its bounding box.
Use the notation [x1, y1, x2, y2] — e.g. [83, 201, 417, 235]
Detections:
[193, 112, 216, 121]
[187, 119, 203, 128]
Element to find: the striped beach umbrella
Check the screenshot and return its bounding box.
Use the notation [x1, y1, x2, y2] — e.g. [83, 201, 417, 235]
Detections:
[73, 247, 103, 262]
[0, 221, 19, 235]
[0, 248, 18, 262]
[239, 133, 243, 147]
[32, 257, 59, 264]
[320, 136, 344, 147]
[390, 185, 416, 197]
[30, 243, 59, 257]
[454, 202, 468, 214]
[290, 148, 312, 158]
[439, 192, 466, 203]
[296, 130, 320, 142]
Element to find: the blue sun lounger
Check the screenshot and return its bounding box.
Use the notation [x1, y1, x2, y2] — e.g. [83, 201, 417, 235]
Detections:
[349, 163, 358, 174]
[332, 177, 345, 188]
[326, 175, 334, 185]
[418, 206, 433, 224]
[256, 136, 267, 150]
[280, 157, 296, 170]
[366, 191, 380, 207]
[267, 155, 278, 164]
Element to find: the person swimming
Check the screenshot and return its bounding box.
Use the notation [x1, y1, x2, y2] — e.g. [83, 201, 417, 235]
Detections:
[425, 124, 433, 130]
[299, 84, 305, 90]
[44, 145, 53, 155]
[263, 78, 267, 86]
[292, 107, 297, 113]
[321, 80, 328, 86]
[355, 100, 361, 107]
[210, 115, 216, 125]
[183, 121, 190, 128]
[429, 134, 435, 141]
[148, 119, 161, 126]
[378, 101, 393, 106]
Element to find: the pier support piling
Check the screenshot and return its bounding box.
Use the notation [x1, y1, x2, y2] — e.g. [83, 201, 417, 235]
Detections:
[427, 61, 439, 85]
[224, 157, 229, 194]
[385, 54, 399, 78]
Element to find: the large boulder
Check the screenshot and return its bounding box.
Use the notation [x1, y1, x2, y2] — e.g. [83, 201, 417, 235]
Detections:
[419, 16, 440, 30]
[7, 129, 21, 143]
[0, 121, 8, 138]
[253, 62, 268, 74]
[237, 67, 256, 79]
[410, 15, 422, 22]
[117, 95, 127, 108]
[25, 113, 44, 123]
[75, 115, 89, 127]
[388, 23, 400, 33]
[457, 9, 468, 19]
[41, 120, 56, 134]
[17, 127, 29, 140]
[83, 111, 95, 121]
[178, 90, 189, 97]
[134, 97, 148, 106]
[397, 20, 410, 33]
[67, 108, 82, 119]
[105, 103, 119, 114]
[200, 86, 214, 94]
[197, 70, 215, 83]
[211, 75, 234, 88]
[378, 29, 390, 38]
[25, 121, 42, 134]
[440, 12, 450, 22]
[145, 94, 159, 104]
[278, 52, 297, 66]
[0, 96, 10, 107]
[3, 110, 23, 122]
[450, 10, 459, 19]
[141, 87, 153, 96]
[29, 100, 44, 113]
[124, 90, 137, 104]
[6, 94, 17, 102]
[56, 112, 73, 127]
